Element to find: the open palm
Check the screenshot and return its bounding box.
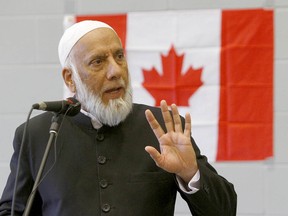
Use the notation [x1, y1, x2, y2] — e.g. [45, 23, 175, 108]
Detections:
[145, 100, 198, 183]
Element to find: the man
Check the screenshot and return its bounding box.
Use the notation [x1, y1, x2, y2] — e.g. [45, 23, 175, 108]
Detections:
[0, 20, 237, 215]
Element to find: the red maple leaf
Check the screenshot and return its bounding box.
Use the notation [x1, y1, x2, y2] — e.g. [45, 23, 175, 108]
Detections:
[142, 46, 203, 106]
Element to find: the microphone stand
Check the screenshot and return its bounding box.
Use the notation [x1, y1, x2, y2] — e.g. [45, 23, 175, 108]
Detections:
[23, 113, 63, 216]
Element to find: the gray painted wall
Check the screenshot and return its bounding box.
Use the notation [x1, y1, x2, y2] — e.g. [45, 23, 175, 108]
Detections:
[0, 1, 287, 215]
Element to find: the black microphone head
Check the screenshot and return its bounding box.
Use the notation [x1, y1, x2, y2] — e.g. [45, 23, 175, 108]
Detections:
[32, 97, 81, 116]
[64, 97, 81, 116]
[32, 100, 66, 111]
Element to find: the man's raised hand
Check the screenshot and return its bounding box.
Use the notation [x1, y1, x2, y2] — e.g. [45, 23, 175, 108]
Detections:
[145, 100, 198, 183]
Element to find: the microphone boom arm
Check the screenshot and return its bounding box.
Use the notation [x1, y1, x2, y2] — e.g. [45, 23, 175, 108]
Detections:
[23, 114, 63, 216]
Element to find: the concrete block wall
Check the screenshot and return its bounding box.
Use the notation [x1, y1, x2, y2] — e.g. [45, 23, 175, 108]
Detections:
[0, 1, 287, 215]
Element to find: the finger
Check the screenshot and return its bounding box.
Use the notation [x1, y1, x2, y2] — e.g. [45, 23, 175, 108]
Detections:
[145, 146, 163, 167]
[171, 104, 183, 133]
[145, 109, 165, 139]
[160, 100, 174, 132]
[184, 113, 192, 137]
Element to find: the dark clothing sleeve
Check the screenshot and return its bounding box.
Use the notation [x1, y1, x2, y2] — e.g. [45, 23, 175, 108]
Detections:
[0, 126, 43, 216]
[176, 138, 237, 216]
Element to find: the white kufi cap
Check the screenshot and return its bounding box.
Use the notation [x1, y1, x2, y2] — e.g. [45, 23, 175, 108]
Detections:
[58, 20, 114, 67]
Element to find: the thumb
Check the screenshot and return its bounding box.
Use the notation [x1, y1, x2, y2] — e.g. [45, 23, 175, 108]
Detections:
[145, 146, 163, 167]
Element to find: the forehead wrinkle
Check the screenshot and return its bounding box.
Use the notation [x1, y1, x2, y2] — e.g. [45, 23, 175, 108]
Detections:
[72, 31, 123, 63]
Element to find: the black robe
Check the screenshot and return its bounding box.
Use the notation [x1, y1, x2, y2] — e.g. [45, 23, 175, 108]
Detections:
[0, 103, 237, 216]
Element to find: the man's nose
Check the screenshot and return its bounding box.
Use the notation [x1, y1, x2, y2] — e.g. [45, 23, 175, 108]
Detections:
[106, 58, 122, 80]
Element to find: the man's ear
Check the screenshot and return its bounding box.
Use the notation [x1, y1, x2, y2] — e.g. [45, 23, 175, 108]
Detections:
[62, 68, 76, 93]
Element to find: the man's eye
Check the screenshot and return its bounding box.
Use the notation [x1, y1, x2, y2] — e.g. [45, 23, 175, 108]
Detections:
[91, 58, 102, 65]
[116, 53, 125, 60]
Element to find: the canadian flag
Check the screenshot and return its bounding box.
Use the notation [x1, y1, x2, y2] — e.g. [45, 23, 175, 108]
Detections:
[65, 8, 273, 162]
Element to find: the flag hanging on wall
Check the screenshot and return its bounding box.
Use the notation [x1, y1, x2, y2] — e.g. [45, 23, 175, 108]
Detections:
[64, 9, 274, 161]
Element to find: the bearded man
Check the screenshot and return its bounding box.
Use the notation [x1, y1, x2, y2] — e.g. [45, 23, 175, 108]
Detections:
[0, 20, 237, 216]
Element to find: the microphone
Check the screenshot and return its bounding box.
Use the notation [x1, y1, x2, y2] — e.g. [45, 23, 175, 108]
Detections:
[32, 97, 81, 116]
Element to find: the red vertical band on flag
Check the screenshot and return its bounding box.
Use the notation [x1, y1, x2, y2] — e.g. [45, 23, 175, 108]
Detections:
[76, 14, 127, 49]
[217, 9, 274, 160]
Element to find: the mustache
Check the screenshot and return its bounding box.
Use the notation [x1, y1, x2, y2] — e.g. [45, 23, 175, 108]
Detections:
[100, 78, 126, 94]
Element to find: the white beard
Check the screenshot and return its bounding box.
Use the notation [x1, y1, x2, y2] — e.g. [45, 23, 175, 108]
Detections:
[71, 67, 133, 127]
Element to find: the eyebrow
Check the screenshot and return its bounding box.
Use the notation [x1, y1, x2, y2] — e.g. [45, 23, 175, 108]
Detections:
[86, 52, 108, 63]
[85, 46, 124, 62]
